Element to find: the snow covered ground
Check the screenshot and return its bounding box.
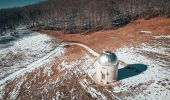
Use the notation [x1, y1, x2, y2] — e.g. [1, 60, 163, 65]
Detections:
[0, 29, 62, 80]
[0, 33, 169, 99]
[113, 38, 170, 99]
[58, 35, 170, 99]
[57, 35, 170, 99]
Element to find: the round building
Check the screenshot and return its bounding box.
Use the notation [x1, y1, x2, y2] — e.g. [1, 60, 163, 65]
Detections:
[95, 51, 118, 85]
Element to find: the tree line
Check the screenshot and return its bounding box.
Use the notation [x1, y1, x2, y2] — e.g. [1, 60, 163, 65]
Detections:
[0, 0, 169, 35]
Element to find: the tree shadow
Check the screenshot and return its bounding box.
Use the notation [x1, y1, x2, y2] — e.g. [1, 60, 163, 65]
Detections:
[0, 36, 16, 44]
[118, 64, 147, 80]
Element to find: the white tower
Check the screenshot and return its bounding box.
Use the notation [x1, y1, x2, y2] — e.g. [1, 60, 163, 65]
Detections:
[96, 51, 118, 85]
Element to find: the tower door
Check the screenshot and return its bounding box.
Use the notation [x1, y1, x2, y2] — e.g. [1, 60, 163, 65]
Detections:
[101, 67, 107, 84]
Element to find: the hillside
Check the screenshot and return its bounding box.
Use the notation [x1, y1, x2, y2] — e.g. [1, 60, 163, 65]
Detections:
[39, 17, 170, 54]
[1, 0, 169, 35]
[0, 17, 170, 99]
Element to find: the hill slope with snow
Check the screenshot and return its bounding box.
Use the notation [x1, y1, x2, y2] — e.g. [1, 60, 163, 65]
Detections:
[0, 30, 62, 80]
[0, 18, 170, 100]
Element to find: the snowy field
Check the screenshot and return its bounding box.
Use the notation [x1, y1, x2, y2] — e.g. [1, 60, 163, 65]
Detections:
[0, 29, 62, 80]
[58, 35, 170, 100]
[0, 33, 170, 99]
[113, 36, 170, 99]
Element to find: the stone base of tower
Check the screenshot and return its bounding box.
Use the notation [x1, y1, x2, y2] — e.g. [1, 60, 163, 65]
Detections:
[91, 73, 118, 86]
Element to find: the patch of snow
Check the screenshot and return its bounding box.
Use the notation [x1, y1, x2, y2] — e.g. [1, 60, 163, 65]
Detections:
[16, 26, 27, 30]
[140, 31, 152, 34]
[43, 65, 52, 77]
[9, 79, 25, 100]
[59, 53, 96, 77]
[126, 81, 170, 100]
[14, 32, 52, 51]
[153, 35, 170, 39]
[136, 43, 168, 55]
[79, 79, 107, 100]
[0, 31, 61, 79]
[0, 43, 65, 88]
[113, 41, 170, 99]
[55, 91, 60, 99]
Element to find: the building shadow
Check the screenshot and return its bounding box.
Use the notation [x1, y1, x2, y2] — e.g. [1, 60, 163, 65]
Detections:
[118, 64, 147, 80]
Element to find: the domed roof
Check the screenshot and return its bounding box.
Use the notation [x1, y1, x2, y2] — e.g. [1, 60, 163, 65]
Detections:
[98, 51, 118, 66]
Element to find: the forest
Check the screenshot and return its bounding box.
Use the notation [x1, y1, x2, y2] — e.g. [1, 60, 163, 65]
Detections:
[0, 0, 169, 35]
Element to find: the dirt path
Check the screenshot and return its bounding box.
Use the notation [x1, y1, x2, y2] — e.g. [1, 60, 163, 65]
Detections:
[65, 42, 99, 57]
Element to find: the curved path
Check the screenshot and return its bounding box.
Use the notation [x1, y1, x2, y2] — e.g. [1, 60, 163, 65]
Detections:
[0, 42, 99, 87]
[65, 42, 128, 67]
[65, 42, 100, 57]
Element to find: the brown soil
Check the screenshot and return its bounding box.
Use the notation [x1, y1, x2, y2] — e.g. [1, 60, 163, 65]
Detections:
[38, 17, 170, 55]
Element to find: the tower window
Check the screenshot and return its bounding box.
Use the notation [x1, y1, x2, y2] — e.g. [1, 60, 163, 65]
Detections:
[101, 73, 105, 80]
